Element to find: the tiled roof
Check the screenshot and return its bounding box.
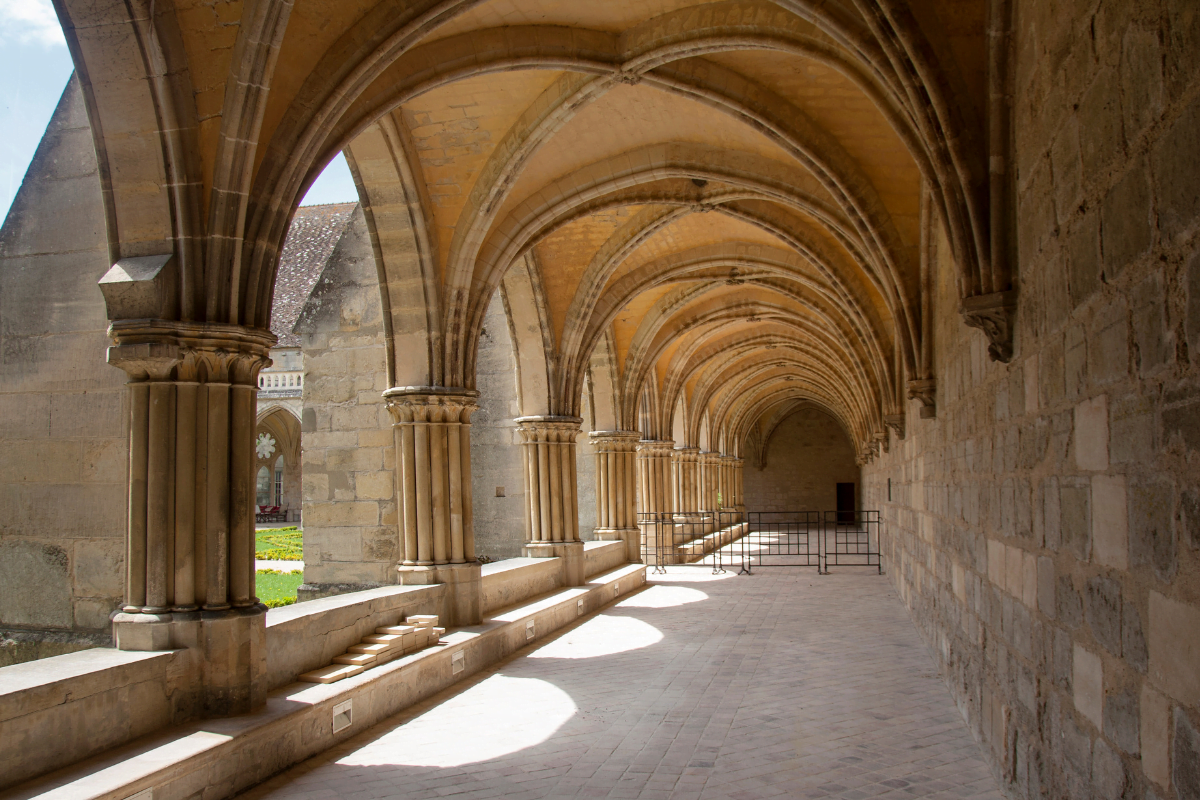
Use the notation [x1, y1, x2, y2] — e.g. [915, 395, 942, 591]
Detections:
[270, 202, 358, 346]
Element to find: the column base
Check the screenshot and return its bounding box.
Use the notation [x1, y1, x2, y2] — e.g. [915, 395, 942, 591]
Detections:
[522, 541, 585, 586]
[397, 562, 482, 626]
[594, 527, 641, 564]
[113, 606, 268, 717]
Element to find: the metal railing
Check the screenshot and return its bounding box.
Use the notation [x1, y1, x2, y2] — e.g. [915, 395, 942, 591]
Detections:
[736, 510, 881, 575]
[638, 511, 742, 575]
[637, 509, 882, 576]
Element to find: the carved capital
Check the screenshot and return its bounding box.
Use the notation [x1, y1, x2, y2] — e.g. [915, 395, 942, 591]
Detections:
[961, 290, 1017, 363]
[589, 430, 641, 452]
[384, 386, 479, 425]
[907, 378, 937, 419]
[636, 439, 675, 457]
[107, 320, 274, 384]
[515, 416, 583, 444]
[883, 413, 906, 440]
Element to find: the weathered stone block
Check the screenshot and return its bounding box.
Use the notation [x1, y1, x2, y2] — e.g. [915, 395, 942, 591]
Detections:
[1065, 323, 1088, 399]
[1101, 159, 1152, 279]
[1103, 687, 1139, 755]
[1085, 575, 1122, 657]
[1038, 557, 1056, 618]
[0, 540, 74, 628]
[1110, 393, 1155, 465]
[1073, 644, 1104, 729]
[1123, 598, 1148, 674]
[1059, 575, 1084, 630]
[1092, 474, 1128, 570]
[1075, 396, 1109, 471]
[1128, 478, 1177, 581]
[1173, 707, 1200, 800]
[1141, 684, 1171, 789]
[1182, 489, 1200, 551]
[1148, 591, 1200, 705]
[1090, 737, 1127, 800]
[303, 501, 379, 528]
[72, 539, 123, 599]
[354, 470, 394, 500]
[1151, 89, 1200, 242]
[1078, 66, 1125, 181]
[1060, 480, 1092, 561]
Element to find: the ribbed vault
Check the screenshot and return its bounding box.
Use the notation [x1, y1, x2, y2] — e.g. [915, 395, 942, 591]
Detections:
[58, 0, 1013, 463]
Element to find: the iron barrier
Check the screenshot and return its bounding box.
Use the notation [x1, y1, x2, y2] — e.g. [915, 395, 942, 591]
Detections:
[638, 511, 742, 574]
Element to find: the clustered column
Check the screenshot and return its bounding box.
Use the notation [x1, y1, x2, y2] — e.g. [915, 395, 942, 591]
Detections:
[672, 446, 700, 513]
[108, 321, 273, 716]
[698, 451, 721, 512]
[636, 440, 674, 515]
[517, 416, 586, 585]
[636, 440, 674, 563]
[386, 388, 482, 625]
[590, 431, 640, 563]
[731, 457, 745, 509]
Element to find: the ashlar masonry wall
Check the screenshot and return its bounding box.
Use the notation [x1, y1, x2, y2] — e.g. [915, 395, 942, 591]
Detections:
[744, 406, 860, 513]
[0, 77, 126, 663]
[296, 209, 397, 595]
[863, 2, 1200, 798]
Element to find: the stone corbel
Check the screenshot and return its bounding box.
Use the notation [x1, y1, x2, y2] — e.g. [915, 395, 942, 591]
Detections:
[961, 289, 1017, 363]
[883, 413, 906, 440]
[907, 378, 936, 419]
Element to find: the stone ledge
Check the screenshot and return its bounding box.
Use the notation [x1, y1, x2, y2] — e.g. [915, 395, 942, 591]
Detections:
[481, 557, 561, 614]
[0, 648, 188, 790]
[265, 583, 444, 690]
[6, 564, 647, 800]
[584, 540, 627, 577]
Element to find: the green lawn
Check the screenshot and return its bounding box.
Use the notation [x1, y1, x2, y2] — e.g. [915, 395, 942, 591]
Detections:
[255, 527, 302, 560]
[257, 569, 303, 608]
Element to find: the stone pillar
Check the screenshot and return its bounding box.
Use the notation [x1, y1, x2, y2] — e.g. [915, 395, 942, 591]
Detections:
[386, 388, 482, 625]
[636, 440, 673, 559]
[698, 451, 720, 512]
[676, 447, 699, 512]
[517, 416, 585, 585]
[590, 431, 640, 563]
[731, 457, 745, 509]
[107, 320, 272, 716]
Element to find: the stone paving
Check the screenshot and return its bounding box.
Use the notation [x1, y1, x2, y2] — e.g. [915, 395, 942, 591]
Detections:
[240, 568, 1004, 800]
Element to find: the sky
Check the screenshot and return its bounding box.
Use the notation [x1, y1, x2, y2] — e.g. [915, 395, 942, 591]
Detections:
[0, 0, 357, 227]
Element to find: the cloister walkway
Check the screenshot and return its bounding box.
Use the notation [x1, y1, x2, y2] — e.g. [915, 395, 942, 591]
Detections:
[240, 568, 1004, 800]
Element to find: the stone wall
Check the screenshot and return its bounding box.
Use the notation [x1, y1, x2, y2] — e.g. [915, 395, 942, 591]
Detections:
[743, 406, 860, 513]
[862, 3, 1200, 798]
[296, 209, 397, 594]
[471, 292, 527, 560]
[0, 76, 125, 662]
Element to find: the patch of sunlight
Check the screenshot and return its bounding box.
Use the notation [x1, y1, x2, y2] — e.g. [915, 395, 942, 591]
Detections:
[337, 675, 575, 768]
[647, 569, 737, 583]
[618, 585, 709, 607]
[528, 614, 662, 659]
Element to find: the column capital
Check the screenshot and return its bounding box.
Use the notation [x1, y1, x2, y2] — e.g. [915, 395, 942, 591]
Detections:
[384, 386, 479, 424]
[674, 445, 700, 455]
[107, 320, 275, 384]
[636, 439, 674, 455]
[589, 430, 641, 442]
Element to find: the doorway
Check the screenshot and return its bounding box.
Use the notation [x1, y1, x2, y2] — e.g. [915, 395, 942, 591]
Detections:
[836, 482, 855, 524]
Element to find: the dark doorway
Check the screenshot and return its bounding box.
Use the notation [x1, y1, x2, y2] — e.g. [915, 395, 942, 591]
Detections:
[836, 482, 855, 523]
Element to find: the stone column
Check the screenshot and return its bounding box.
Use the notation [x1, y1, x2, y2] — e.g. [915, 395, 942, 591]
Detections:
[676, 447, 699, 512]
[517, 416, 585, 585]
[636, 440, 674, 561]
[590, 431, 640, 563]
[106, 320, 272, 717]
[386, 388, 482, 625]
[698, 451, 720, 512]
[731, 457, 745, 509]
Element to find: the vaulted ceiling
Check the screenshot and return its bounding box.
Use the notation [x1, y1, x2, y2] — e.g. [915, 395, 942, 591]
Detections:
[58, 0, 1011, 461]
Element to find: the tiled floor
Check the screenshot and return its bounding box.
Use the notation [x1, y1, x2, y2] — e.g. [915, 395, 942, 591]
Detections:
[240, 567, 1004, 800]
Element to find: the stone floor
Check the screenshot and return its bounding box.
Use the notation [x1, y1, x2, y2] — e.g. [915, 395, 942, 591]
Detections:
[240, 567, 1004, 800]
